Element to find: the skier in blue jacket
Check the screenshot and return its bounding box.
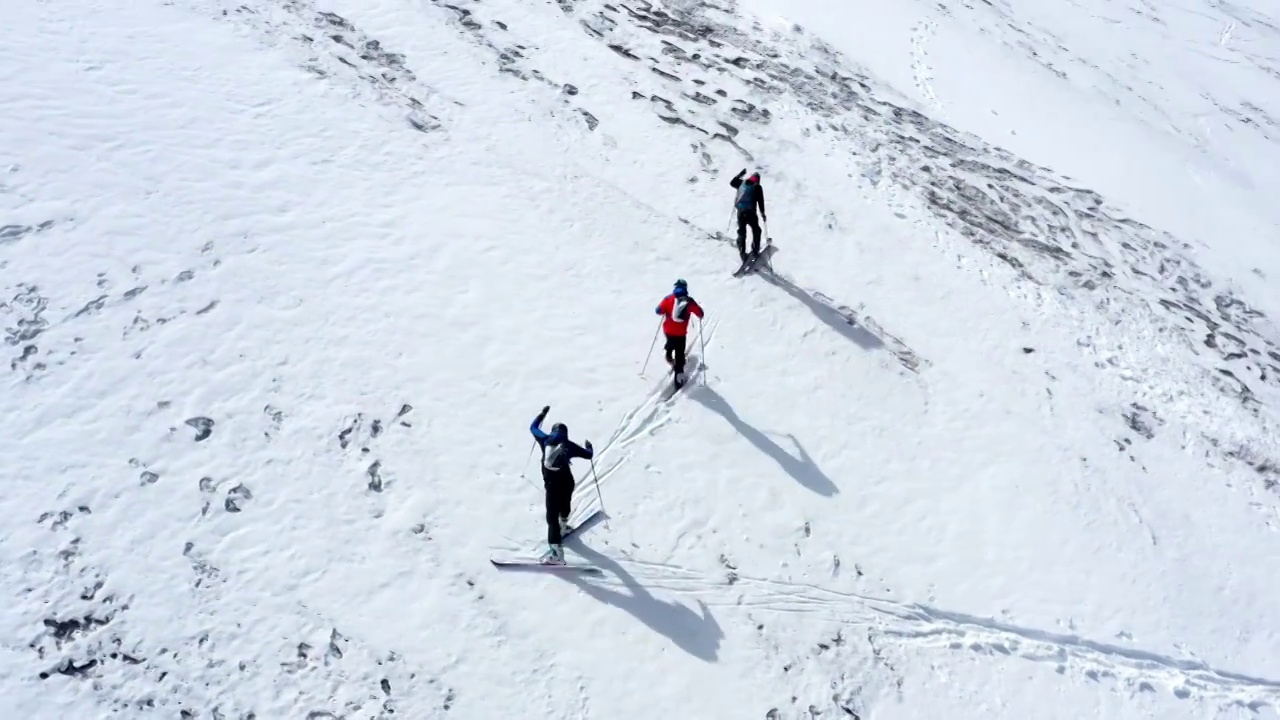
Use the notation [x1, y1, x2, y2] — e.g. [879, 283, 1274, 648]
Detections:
[530, 405, 594, 564]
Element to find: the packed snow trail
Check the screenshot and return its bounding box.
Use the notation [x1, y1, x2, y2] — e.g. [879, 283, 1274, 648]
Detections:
[572, 554, 1280, 709]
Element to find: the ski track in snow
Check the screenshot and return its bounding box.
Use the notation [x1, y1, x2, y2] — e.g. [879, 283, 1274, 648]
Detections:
[909, 19, 942, 114]
[566, 318, 723, 526]
[603, 557, 1280, 710]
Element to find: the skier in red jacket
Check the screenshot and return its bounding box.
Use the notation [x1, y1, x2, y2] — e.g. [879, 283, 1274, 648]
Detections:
[655, 279, 705, 389]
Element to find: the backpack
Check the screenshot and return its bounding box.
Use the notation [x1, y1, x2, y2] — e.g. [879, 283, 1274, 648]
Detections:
[735, 181, 758, 212]
[668, 295, 694, 325]
[543, 441, 569, 472]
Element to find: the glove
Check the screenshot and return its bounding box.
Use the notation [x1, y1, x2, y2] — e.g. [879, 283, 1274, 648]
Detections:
[584, 440, 593, 451]
[536, 405, 549, 422]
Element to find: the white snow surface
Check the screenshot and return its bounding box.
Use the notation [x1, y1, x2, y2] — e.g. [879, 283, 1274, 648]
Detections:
[2, 0, 1280, 717]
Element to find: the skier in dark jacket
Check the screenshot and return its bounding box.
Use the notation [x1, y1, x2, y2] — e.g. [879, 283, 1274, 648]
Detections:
[730, 169, 767, 263]
[530, 405, 594, 564]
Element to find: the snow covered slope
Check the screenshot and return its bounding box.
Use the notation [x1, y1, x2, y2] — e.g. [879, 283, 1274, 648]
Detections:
[2, 0, 1279, 718]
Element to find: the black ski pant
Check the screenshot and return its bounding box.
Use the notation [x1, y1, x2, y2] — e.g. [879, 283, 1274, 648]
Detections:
[736, 210, 762, 256]
[543, 468, 575, 544]
[664, 333, 688, 382]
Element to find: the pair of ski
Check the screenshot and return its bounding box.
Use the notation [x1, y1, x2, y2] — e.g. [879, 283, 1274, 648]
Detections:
[661, 353, 702, 401]
[489, 509, 607, 573]
[733, 243, 777, 277]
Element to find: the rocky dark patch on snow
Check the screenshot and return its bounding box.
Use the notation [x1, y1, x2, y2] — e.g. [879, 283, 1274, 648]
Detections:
[338, 414, 361, 449]
[183, 541, 222, 587]
[0, 219, 55, 245]
[367, 460, 385, 492]
[211, 0, 446, 134]
[36, 505, 93, 532]
[10, 342, 37, 371]
[718, 553, 740, 585]
[198, 475, 219, 516]
[3, 283, 50, 346]
[1122, 403, 1163, 440]
[72, 294, 109, 319]
[224, 483, 253, 512]
[43, 614, 114, 645]
[263, 404, 285, 439]
[14, 406, 433, 716]
[339, 405, 415, 449]
[1223, 444, 1280, 492]
[757, 622, 881, 719]
[327, 628, 347, 660]
[185, 416, 215, 442]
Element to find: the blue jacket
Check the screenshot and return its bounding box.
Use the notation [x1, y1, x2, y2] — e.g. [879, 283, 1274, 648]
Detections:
[530, 416, 593, 472]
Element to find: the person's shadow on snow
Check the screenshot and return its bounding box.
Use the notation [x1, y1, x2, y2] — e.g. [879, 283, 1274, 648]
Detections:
[755, 270, 883, 353]
[690, 385, 839, 497]
[560, 538, 722, 662]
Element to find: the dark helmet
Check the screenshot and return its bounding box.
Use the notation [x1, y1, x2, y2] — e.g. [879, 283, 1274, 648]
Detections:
[748, 172, 760, 183]
[673, 278, 688, 296]
[550, 422, 568, 440]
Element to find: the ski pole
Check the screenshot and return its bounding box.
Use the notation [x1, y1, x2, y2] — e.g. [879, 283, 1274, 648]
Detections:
[698, 317, 708, 385]
[590, 458, 609, 529]
[640, 320, 661, 376]
[520, 440, 535, 478]
[518, 440, 541, 493]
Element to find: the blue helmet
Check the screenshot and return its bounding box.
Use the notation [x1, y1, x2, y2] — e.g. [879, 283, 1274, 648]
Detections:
[673, 278, 688, 296]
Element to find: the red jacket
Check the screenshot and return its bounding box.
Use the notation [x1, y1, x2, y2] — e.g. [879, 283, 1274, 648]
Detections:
[656, 293, 704, 337]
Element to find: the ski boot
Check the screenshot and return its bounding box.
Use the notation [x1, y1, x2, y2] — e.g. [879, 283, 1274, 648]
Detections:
[541, 543, 565, 565]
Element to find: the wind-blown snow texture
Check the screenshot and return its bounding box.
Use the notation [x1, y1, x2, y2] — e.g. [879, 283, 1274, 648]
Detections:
[3, 0, 1279, 717]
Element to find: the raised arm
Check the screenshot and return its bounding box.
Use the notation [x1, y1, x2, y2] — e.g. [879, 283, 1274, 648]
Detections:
[529, 406, 550, 445]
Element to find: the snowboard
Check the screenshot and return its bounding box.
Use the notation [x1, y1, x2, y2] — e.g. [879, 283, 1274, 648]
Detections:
[489, 509, 607, 571]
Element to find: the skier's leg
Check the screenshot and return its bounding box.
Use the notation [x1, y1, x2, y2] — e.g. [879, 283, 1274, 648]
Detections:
[544, 477, 562, 545]
[558, 477, 575, 524]
[735, 213, 749, 261]
[673, 335, 688, 386]
[664, 334, 676, 366]
[747, 212, 762, 254]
